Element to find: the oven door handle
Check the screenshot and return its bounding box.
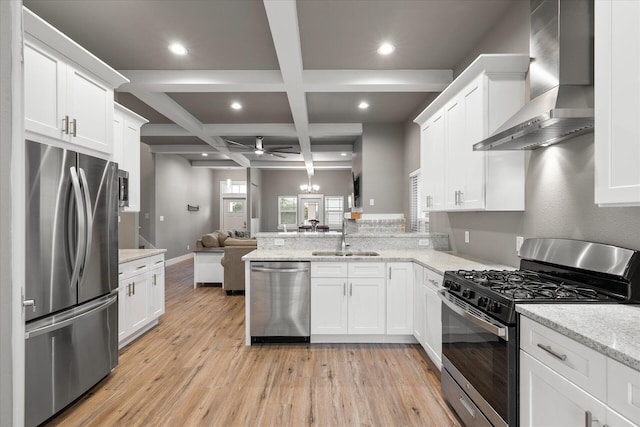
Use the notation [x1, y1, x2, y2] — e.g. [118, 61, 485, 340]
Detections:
[438, 290, 509, 340]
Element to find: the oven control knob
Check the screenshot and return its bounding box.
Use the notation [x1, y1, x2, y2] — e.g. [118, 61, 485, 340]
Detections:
[477, 297, 488, 307]
[462, 289, 475, 299]
[488, 302, 501, 313]
[449, 282, 461, 292]
[443, 280, 451, 288]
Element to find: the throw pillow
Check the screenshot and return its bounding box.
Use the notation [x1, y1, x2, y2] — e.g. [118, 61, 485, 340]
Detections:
[201, 233, 220, 248]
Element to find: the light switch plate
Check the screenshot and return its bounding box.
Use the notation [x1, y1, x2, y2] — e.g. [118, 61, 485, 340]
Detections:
[159, 215, 164, 222]
[464, 231, 470, 243]
[274, 238, 285, 246]
[418, 239, 430, 246]
[369, 198, 375, 206]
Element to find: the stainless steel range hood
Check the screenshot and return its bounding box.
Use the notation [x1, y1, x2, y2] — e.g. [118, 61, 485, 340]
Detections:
[473, 0, 594, 151]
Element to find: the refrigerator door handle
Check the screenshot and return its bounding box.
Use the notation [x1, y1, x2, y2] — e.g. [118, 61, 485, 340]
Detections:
[69, 167, 86, 288]
[78, 168, 93, 286]
[25, 293, 117, 339]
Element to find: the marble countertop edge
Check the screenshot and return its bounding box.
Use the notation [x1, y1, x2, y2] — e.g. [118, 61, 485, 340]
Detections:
[119, 248, 167, 264]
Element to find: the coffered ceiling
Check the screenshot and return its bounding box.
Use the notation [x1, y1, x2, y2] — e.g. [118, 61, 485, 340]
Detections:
[23, 0, 517, 175]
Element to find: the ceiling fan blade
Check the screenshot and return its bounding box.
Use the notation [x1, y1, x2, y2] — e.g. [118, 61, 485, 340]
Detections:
[266, 145, 295, 150]
[267, 151, 286, 158]
[268, 149, 300, 155]
[224, 139, 251, 148]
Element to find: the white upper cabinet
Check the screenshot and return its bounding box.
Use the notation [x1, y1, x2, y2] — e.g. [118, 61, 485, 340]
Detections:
[114, 103, 148, 213]
[23, 7, 128, 157]
[415, 54, 529, 212]
[595, 0, 640, 206]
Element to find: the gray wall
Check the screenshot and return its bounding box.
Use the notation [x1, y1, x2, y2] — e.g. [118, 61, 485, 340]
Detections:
[139, 142, 156, 246]
[118, 212, 138, 249]
[259, 169, 352, 231]
[153, 154, 218, 259]
[403, 119, 421, 223]
[360, 123, 405, 214]
[415, 0, 640, 267]
[248, 167, 263, 234]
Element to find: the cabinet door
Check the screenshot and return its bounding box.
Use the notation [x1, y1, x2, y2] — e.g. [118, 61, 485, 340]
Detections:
[112, 111, 125, 167]
[386, 262, 413, 335]
[461, 78, 486, 210]
[595, 0, 640, 206]
[24, 38, 66, 141]
[445, 96, 465, 210]
[421, 111, 446, 212]
[520, 351, 607, 427]
[423, 279, 442, 369]
[66, 66, 113, 154]
[118, 284, 129, 343]
[606, 409, 638, 427]
[149, 266, 165, 318]
[121, 117, 141, 211]
[412, 265, 425, 344]
[127, 274, 150, 332]
[348, 278, 385, 335]
[311, 277, 348, 335]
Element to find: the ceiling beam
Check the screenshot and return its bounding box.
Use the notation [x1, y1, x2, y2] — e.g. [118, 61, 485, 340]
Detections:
[119, 70, 284, 92]
[263, 0, 314, 176]
[141, 122, 363, 138]
[303, 70, 452, 92]
[249, 160, 352, 170]
[148, 145, 225, 154]
[118, 69, 452, 93]
[129, 90, 251, 167]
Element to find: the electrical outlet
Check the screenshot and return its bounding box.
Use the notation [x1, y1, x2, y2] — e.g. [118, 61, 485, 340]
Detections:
[159, 216, 164, 222]
[516, 236, 524, 254]
[145, 212, 150, 219]
[418, 239, 430, 246]
[464, 231, 470, 243]
[187, 244, 190, 250]
[369, 198, 375, 206]
[274, 238, 285, 246]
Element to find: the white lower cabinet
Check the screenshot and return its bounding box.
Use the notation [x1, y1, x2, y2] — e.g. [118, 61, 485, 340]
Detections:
[520, 317, 639, 427]
[412, 265, 426, 345]
[386, 262, 413, 335]
[118, 253, 165, 348]
[423, 269, 442, 369]
[311, 262, 385, 336]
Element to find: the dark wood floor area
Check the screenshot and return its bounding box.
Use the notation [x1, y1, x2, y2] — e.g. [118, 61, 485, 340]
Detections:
[46, 258, 461, 426]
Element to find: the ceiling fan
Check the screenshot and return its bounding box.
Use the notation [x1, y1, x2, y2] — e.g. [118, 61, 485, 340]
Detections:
[224, 136, 300, 158]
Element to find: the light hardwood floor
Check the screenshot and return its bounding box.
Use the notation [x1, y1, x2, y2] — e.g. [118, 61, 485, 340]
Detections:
[46, 259, 461, 426]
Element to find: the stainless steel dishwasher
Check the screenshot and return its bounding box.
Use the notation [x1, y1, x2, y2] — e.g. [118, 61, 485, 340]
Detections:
[250, 261, 310, 343]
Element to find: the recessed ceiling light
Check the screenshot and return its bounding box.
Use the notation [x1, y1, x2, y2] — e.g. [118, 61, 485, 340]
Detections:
[201, 153, 208, 157]
[340, 152, 347, 157]
[377, 42, 395, 55]
[358, 101, 369, 110]
[230, 102, 243, 110]
[168, 43, 188, 56]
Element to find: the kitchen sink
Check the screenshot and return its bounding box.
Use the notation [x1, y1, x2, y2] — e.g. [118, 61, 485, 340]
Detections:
[311, 251, 379, 257]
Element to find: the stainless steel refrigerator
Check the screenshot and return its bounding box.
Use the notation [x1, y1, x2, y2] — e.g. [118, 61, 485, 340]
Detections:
[24, 140, 119, 427]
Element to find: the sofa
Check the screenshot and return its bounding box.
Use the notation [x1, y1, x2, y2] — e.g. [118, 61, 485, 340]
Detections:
[195, 230, 257, 294]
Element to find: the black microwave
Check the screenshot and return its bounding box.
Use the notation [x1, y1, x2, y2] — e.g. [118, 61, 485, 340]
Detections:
[118, 169, 129, 208]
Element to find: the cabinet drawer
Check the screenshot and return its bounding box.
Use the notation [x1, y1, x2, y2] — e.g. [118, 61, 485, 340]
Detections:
[608, 358, 640, 423]
[348, 262, 385, 278]
[119, 258, 149, 281]
[520, 317, 607, 401]
[311, 262, 348, 278]
[424, 269, 443, 291]
[149, 254, 165, 269]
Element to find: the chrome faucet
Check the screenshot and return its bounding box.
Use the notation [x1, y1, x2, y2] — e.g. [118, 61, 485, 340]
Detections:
[341, 219, 350, 253]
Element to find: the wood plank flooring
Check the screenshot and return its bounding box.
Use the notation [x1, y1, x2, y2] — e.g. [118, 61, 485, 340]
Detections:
[45, 259, 461, 426]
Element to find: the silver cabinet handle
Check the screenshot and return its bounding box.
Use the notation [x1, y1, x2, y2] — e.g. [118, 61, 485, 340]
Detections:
[389, 268, 391, 280]
[429, 279, 439, 286]
[136, 265, 146, 270]
[350, 283, 353, 297]
[585, 410, 600, 426]
[132, 281, 136, 295]
[62, 115, 70, 134]
[343, 282, 346, 296]
[459, 191, 464, 205]
[23, 299, 37, 312]
[537, 343, 567, 361]
[153, 274, 157, 286]
[70, 118, 77, 137]
[459, 395, 476, 417]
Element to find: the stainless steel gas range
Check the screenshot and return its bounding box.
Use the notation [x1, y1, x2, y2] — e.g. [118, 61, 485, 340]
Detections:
[439, 238, 640, 427]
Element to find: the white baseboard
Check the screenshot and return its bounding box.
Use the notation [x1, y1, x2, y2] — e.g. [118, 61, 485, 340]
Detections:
[310, 334, 417, 344]
[165, 252, 194, 266]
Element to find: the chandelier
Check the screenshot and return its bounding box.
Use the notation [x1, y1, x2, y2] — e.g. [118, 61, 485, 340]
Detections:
[300, 177, 319, 193]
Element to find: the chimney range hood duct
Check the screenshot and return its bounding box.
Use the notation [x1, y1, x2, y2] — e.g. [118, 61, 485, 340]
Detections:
[473, 0, 594, 151]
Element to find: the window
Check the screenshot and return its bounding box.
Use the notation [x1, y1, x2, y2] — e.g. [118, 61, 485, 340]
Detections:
[220, 180, 246, 194]
[278, 196, 297, 228]
[409, 170, 420, 232]
[228, 200, 244, 213]
[324, 196, 344, 229]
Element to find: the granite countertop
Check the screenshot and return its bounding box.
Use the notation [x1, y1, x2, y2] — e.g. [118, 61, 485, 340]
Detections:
[243, 248, 512, 275]
[119, 248, 167, 264]
[255, 232, 436, 238]
[516, 304, 640, 371]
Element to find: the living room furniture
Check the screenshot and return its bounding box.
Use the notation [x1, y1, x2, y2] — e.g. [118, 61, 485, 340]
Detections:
[221, 239, 258, 295]
[193, 248, 224, 288]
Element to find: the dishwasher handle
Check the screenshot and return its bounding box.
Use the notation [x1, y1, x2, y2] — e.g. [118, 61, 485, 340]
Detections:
[251, 267, 309, 273]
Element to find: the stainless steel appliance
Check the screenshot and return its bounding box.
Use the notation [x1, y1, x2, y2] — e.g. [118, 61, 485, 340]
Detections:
[440, 238, 640, 427]
[474, 0, 594, 151]
[118, 169, 129, 208]
[250, 261, 310, 343]
[24, 140, 119, 427]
